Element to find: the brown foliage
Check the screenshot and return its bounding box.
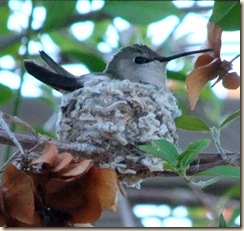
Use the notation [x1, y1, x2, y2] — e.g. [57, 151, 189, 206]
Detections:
[186, 22, 240, 110]
[0, 141, 121, 227]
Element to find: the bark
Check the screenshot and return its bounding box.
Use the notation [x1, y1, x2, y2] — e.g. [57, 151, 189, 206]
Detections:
[0, 130, 240, 180]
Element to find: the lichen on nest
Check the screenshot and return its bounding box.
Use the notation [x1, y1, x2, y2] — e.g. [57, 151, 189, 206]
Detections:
[56, 75, 181, 187]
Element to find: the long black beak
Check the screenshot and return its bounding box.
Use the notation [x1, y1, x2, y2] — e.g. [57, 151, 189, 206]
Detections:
[157, 48, 213, 62]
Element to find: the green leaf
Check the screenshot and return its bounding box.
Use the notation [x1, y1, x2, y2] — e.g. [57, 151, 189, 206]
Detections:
[175, 115, 210, 131]
[220, 110, 240, 129]
[42, 1, 76, 31]
[179, 139, 211, 168]
[196, 166, 240, 179]
[139, 139, 179, 166]
[209, 2, 240, 31]
[103, 1, 182, 25]
[163, 162, 176, 172]
[218, 212, 227, 228]
[0, 84, 13, 105]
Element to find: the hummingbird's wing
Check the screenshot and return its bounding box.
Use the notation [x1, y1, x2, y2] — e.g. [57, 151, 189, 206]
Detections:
[24, 51, 84, 92]
[39, 50, 75, 78]
[24, 60, 82, 92]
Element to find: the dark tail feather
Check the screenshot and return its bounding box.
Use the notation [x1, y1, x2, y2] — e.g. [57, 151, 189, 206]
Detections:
[24, 60, 83, 92]
[39, 51, 75, 78]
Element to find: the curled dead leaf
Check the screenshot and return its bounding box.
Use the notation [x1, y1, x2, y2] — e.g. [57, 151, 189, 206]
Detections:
[0, 192, 6, 226]
[52, 152, 74, 172]
[45, 178, 86, 211]
[186, 58, 221, 110]
[45, 166, 119, 224]
[2, 163, 35, 225]
[206, 22, 222, 57]
[194, 54, 215, 69]
[89, 168, 119, 211]
[71, 167, 119, 223]
[222, 72, 240, 89]
[1, 142, 121, 227]
[30, 142, 58, 168]
[186, 22, 240, 110]
[58, 159, 93, 178]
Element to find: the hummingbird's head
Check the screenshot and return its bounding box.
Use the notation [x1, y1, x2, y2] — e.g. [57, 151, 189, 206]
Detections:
[104, 44, 213, 88]
[104, 44, 168, 88]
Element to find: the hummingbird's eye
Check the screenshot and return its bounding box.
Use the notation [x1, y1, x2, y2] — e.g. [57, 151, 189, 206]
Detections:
[133, 56, 150, 64]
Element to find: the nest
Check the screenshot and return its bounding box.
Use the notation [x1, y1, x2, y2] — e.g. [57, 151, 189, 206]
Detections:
[56, 76, 181, 187]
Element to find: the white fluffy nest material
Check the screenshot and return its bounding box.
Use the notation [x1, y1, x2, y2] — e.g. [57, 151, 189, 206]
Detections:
[56, 76, 181, 187]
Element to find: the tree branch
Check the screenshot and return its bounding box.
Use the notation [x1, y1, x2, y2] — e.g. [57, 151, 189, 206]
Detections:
[0, 130, 240, 181]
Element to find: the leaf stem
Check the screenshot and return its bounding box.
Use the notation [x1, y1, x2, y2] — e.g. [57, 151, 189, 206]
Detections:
[210, 126, 227, 159]
[230, 54, 240, 63]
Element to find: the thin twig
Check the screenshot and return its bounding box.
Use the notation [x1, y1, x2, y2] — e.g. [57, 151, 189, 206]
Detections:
[1, 112, 39, 139]
[0, 150, 21, 173]
[0, 112, 26, 157]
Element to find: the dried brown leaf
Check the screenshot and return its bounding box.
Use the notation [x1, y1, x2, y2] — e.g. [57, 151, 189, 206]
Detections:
[71, 168, 119, 223]
[71, 194, 102, 224]
[186, 58, 221, 110]
[30, 141, 58, 167]
[89, 168, 119, 211]
[2, 163, 35, 225]
[45, 166, 119, 224]
[194, 54, 214, 68]
[45, 178, 84, 211]
[52, 152, 74, 172]
[0, 192, 6, 226]
[207, 22, 222, 57]
[58, 159, 93, 178]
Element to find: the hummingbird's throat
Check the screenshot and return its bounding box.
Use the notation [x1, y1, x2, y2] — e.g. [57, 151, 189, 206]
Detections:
[158, 48, 213, 62]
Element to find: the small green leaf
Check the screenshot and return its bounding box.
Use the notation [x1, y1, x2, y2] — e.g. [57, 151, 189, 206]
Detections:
[0, 84, 13, 105]
[139, 139, 179, 166]
[153, 140, 179, 164]
[163, 162, 176, 172]
[179, 139, 211, 168]
[175, 115, 210, 131]
[196, 166, 240, 179]
[218, 212, 227, 228]
[209, 2, 240, 31]
[220, 110, 240, 129]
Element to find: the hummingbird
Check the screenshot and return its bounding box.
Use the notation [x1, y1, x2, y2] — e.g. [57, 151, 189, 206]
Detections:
[24, 44, 212, 93]
[24, 44, 212, 186]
